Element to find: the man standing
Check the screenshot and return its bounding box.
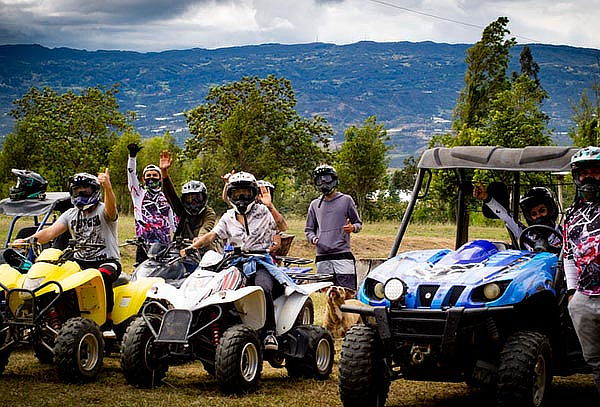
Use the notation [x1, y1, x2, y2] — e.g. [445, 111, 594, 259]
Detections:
[127, 143, 176, 264]
[305, 164, 362, 290]
[564, 146, 600, 396]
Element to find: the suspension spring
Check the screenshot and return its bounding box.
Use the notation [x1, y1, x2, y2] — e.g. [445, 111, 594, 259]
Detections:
[47, 308, 61, 331]
[485, 316, 499, 342]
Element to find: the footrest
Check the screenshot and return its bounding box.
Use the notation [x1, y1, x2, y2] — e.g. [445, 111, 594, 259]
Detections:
[156, 309, 192, 343]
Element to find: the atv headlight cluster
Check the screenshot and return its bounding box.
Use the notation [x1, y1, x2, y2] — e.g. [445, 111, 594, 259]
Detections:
[384, 278, 406, 302]
[373, 282, 385, 300]
[23, 277, 44, 291]
[471, 280, 511, 303]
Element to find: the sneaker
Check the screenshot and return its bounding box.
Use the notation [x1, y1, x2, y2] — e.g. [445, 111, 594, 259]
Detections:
[264, 333, 279, 351]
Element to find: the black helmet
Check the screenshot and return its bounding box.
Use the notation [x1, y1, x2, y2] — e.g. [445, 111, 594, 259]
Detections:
[226, 172, 258, 214]
[570, 146, 600, 202]
[68, 173, 100, 210]
[9, 169, 48, 200]
[313, 164, 338, 195]
[519, 187, 558, 226]
[181, 180, 208, 215]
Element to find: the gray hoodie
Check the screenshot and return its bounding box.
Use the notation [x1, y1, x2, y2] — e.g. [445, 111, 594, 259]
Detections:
[304, 192, 362, 256]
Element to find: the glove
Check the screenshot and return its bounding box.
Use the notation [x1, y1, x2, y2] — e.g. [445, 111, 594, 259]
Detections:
[127, 143, 142, 157]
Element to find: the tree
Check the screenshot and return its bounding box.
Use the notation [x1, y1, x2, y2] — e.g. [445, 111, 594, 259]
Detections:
[570, 83, 600, 147]
[453, 17, 516, 131]
[516, 45, 541, 88]
[336, 116, 390, 217]
[184, 75, 333, 189]
[0, 86, 133, 192]
[390, 156, 418, 194]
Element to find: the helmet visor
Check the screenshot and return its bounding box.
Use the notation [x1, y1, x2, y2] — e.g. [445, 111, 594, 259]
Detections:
[230, 188, 253, 201]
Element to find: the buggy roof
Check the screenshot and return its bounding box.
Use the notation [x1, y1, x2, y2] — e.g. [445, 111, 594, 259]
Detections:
[0, 192, 72, 217]
[418, 146, 581, 172]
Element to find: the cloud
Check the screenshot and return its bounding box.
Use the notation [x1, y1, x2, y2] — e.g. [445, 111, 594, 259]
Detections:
[0, 0, 598, 51]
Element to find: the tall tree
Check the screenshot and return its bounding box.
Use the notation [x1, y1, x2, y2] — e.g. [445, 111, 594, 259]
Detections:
[336, 116, 390, 217]
[570, 83, 600, 147]
[184, 75, 333, 187]
[0, 86, 132, 192]
[453, 17, 516, 131]
[517, 45, 541, 88]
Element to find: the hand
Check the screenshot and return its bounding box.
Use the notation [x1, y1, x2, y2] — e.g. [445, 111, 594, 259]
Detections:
[221, 170, 235, 183]
[312, 237, 319, 246]
[159, 150, 172, 172]
[258, 185, 272, 208]
[127, 143, 142, 157]
[98, 168, 111, 188]
[473, 184, 488, 201]
[12, 238, 28, 247]
[343, 218, 355, 234]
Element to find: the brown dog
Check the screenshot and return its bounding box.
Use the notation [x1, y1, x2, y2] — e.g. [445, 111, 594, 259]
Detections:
[323, 286, 363, 338]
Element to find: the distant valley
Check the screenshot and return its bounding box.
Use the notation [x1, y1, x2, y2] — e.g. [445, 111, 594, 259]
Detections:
[0, 41, 598, 166]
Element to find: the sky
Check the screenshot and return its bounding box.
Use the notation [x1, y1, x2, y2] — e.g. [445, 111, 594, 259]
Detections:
[0, 0, 598, 52]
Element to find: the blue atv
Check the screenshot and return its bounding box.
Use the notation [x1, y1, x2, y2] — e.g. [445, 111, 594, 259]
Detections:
[339, 146, 588, 407]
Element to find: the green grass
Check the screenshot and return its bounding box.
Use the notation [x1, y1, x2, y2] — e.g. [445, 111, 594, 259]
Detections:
[0, 215, 596, 406]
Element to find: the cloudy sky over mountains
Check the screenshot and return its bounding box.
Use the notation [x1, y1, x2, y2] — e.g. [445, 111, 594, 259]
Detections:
[1, 0, 598, 51]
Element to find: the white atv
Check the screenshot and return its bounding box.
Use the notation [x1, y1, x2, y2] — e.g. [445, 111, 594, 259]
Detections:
[120, 249, 334, 394]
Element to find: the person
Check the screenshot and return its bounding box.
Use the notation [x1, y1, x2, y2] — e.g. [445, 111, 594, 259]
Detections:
[182, 171, 290, 350]
[304, 164, 362, 290]
[158, 151, 217, 245]
[564, 146, 600, 396]
[15, 170, 121, 321]
[127, 143, 176, 264]
[257, 179, 285, 256]
[473, 183, 561, 249]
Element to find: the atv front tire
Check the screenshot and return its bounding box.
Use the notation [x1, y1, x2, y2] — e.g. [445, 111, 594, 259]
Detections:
[120, 315, 168, 387]
[497, 331, 553, 407]
[339, 325, 390, 407]
[54, 317, 104, 383]
[0, 319, 11, 375]
[215, 325, 262, 394]
[33, 340, 55, 364]
[286, 325, 334, 379]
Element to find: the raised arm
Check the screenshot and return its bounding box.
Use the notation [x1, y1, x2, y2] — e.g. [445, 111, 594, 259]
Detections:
[99, 168, 118, 221]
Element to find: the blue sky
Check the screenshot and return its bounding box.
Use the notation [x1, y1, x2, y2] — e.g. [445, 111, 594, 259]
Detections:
[1, 0, 598, 51]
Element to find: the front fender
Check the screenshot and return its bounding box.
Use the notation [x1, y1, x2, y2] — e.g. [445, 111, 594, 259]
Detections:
[57, 269, 106, 326]
[196, 286, 266, 331]
[0, 264, 23, 291]
[112, 277, 164, 325]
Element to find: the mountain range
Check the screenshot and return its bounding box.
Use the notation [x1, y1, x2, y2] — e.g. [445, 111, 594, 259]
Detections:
[0, 41, 598, 166]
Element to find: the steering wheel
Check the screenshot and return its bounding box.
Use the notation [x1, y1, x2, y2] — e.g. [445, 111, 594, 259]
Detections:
[518, 225, 563, 254]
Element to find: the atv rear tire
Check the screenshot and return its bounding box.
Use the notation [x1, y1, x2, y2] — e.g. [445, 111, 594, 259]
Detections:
[339, 325, 389, 407]
[215, 325, 262, 394]
[286, 325, 334, 380]
[294, 297, 314, 326]
[497, 331, 553, 407]
[120, 315, 168, 387]
[54, 317, 104, 383]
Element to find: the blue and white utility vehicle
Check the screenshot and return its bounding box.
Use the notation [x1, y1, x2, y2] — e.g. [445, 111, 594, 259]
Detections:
[339, 146, 588, 407]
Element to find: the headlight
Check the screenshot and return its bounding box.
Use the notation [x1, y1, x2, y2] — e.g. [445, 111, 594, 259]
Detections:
[23, 277, 44, 291]
[483, 283, 502, 300]
[384, 278, 405, 301]
[373, 282, 385, 299]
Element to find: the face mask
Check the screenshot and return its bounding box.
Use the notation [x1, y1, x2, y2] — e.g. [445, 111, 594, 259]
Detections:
[144, 178, 161, 191]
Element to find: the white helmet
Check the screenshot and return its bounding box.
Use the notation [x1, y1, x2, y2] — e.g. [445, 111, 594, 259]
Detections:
[181, 180, 207, 215]
[226, 172, 258, 214]
[257, 179, 275, 197]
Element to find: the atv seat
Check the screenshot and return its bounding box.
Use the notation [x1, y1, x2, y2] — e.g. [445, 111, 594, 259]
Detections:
[113, 273, 131, 288]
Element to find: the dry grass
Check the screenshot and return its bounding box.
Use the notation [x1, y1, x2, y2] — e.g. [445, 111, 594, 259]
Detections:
[0, 215, 597, 406]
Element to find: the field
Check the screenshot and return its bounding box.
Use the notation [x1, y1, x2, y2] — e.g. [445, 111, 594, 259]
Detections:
[0, 215, 596, 406]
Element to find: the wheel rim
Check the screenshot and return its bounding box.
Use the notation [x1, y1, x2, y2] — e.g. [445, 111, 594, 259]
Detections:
[77, 332, 99, 372]
[532, 353, 547, 407]
[315, 338, 332, 373]
[240, 342, 259, 382]
[143, 334, 161, 370]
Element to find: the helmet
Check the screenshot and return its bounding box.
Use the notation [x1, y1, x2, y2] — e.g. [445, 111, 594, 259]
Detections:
[181, 180, 208, 215]
[313, 164, 338, 195]
[571, 146, 600, 202]
[69, 173, 100, 210]
[519, 187, 558, 226]
[142, 164, 162, 192]
[226, 172, 258, 214]
[257, 180, 275, 198]
[9, 169, 48, 200]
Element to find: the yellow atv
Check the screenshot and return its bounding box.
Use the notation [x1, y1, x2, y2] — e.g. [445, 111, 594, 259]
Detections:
[0, 239, 161, 382]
